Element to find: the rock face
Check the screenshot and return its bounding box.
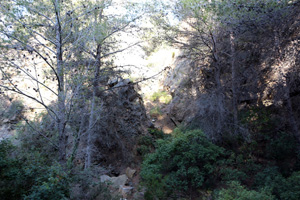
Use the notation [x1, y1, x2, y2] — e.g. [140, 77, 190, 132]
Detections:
[100, 174, 128, 188]
[119, 185, 133, 198]
[163, 57, 199, 126]
[89, 78, 149, 167]
[100, 173, 134, 199]
[100, 175, 111, 183]
[161, 6, 300, 142]
[110, 175, 128, 189]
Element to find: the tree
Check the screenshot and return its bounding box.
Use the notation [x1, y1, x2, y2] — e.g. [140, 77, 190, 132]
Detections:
[75, 0, 146, 169]
[0, 0, 74, 163]
[0, 0, 153, 167]
[152, 0, 296, 140]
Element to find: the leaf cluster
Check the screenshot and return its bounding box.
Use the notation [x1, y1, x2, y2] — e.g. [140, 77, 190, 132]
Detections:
[0, 140, 70, 200]
[141, 129, 225, 199]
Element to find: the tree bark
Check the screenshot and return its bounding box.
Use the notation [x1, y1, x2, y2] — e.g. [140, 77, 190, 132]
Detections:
[230, 31, 238, 135]
[55, 0, 67, 163]
[211, 32, 225, 139]
[85, 43, 102, 169]
[285, 81, 300, 144]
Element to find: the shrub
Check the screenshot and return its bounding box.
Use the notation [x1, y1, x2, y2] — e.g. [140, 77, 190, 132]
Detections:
[0, 99, 24, 122]
[219, 167, 248, 183]
[70, 170, 118, 200]
[137, 135, 155, 157]
[150, 90, 172, 104]
[216, 181, 275, 200]
[23, 163, 70, 200]
[253, 167, 300, 199]
[148, 128, 165, 139]
[138, 135, 154, 146]
[266, 132, 298, 161]
[16, 112, 59, 159]
[278, 171, 300, 200]
[219, 151, 262, 184]
[149, 106, 162, 117]
[141, 129, 224, 199]
[253, 166, 283, 190]
[0, 140, 70, 200]
[137, 145, 151, 157]
[0, 140, 26, 199]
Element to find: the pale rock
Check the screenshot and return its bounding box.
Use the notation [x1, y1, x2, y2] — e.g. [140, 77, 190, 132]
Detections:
[108, 78, 119, 87]
[110, 174, 128, 189]
[100, 175, 111, 183]
[133, 191, 145, 200]
[119, 186, 133, 198]
[125, 167, 136, 179]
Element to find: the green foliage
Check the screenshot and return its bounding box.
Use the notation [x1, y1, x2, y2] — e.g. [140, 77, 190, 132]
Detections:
[0, 140, 24, 199]
[240, 106, 275, 134]
[149, 90, 172, 104]
[141, 129, 224, 199]
[253, 166, 283, 196]
[23, 164, 70, 200]
[70, 170, 117, 200]
[149, 106, 162, 117]
[218, 150, 263, 184]
[279, 172, 300, 200]
[216, 181, 274, 200]
[0, 140, 70, 200]
[16, 113, 58, 159]
[4, 100, 24, 119]
[137, 134, 157, 157]
[138, 135, 154, 146]
[219, 167, 247, 183]
[254, 167, 300, 200]
[266, 132, 298, 161]
[148, 128, 165, 139]
[0, 99, 24, 122]
[137, 145, 151, 157]
[239, 107, 299, 173]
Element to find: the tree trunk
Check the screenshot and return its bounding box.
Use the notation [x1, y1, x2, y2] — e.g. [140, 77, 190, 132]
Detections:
[274, 30, 300, 144]
[230, 31, 238, 134]
[85, 7, 104, 169]
[211, 32, 224, 139]
[285, 76, 300, 144]
[85, 44, 102, 169]
[55, 0, 67, 164]
[214, 62, 224, 138]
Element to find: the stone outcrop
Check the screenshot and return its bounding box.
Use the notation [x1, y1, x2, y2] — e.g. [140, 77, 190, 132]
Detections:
[87, 78, 150, 167]
[125, 167, 136, 179]
[100, 170, 137, 199]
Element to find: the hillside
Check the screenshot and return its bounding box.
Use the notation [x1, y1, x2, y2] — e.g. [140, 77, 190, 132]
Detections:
[1, 0, 300, 200]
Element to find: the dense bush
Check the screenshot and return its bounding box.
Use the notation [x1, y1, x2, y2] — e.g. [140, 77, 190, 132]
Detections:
[0, 99, 24, 123]
[266, 133, 297, 160]
[70, 170, 118, 200]
[0, 140, 26, 199]
[137, 129, 167, 157]
[216, 181, 274, 200]
[150, 90, 172, 104]
[0, 140, 70, 200]
[141, 129, 224, 199]
[254, 167, 300, 200]
[16, 112, 59, 160]
[148, 128, 165, 139]
[279, 171, 300, 200]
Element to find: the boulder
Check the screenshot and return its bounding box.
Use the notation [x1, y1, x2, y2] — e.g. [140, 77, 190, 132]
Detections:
[125, 167, 136, 179]
[110, 174, 128, 189]
[100, 175, 111, 183]
[119, 185, 133, 198]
